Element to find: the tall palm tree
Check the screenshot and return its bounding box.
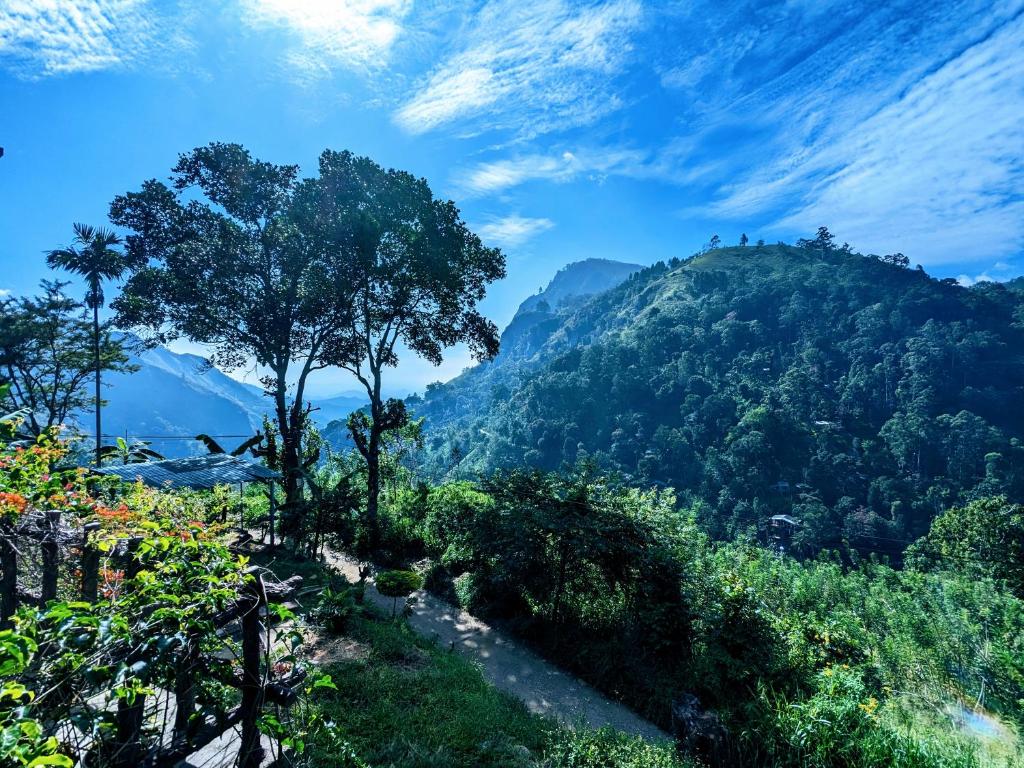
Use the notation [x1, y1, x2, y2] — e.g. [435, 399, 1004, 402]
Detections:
[47, 224, 127, 465]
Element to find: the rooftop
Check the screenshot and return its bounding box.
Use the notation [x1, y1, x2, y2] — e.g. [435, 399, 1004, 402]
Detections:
[94, 454, 279, 490]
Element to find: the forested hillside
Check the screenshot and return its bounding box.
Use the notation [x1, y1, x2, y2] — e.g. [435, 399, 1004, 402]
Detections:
[415, 244, 1024, 554]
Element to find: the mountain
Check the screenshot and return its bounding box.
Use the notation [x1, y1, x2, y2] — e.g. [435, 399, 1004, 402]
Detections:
[100, 340, 271, 457]
[413, 244, 1024, 555]
[100, 341, 366, 457]
[403, 257, 643, 453]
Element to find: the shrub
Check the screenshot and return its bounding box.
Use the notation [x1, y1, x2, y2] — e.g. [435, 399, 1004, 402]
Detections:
[747, 666, 979, 768]
[376, 570, 423, 617]
[313, 585, 359, 635]
[544, 727, 688, 768]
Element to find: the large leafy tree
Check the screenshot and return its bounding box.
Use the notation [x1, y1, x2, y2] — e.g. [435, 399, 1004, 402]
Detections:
[0, 281, 131, 437]
[308, 150, 505, 542]
[47, 223, 130, 464]
[109, 143, 357, 511]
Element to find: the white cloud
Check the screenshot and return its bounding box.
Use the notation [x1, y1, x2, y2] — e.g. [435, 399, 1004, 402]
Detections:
[684, 8, 1024, 266]
[0, 289, 10, 298]
[0, 0, 156, 77]
[454, 147, 647, 196]
[394, 0, 642, 136]
[240, 0, 411, 75]
[477, 215, 555, 249]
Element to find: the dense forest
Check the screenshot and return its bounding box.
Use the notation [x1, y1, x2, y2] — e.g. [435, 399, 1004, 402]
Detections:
[411, 241, 1024, 556]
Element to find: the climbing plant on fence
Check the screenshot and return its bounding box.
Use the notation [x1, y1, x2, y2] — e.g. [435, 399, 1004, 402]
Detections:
[0, 424, 333, 767]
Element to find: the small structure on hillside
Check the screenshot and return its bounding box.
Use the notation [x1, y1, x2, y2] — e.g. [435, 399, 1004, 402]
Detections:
[767, 514, 801, 550]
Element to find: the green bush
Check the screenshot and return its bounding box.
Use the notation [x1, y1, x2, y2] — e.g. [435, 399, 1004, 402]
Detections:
[748, 666, 979, 768]
[376, 569, 423, 617]
[544, 727, 688, 768]
[313, 585, 359, 635]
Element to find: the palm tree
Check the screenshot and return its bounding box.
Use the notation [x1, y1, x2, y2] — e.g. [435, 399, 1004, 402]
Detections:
[46, 224, 127, 465]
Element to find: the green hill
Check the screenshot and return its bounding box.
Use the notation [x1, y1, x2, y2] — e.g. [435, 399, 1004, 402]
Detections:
[414, 244, 1024, 553]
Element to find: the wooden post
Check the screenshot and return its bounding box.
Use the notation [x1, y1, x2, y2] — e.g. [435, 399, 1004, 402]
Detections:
[268, 480, 276, 550]
[122, 536, 143, 580]
[114, 691, 146, 768]
[0, 522, 17, 626]
[237, 577, 266, 768]
[172, 641, 198, 744]
[40, 510, 60, 603]
[81, 522, 100, 602]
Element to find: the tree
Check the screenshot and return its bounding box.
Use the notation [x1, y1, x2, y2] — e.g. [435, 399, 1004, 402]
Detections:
[47, 224, 130, 464]
[109, 143, 358, 514]
[739, 233, 749, 247]
[307, 150, 504, 545]
[0, 282, 131, 437]
[708, 234, 721, 250]
[99, 436, 164, 465]
[796, 226, 835, 258]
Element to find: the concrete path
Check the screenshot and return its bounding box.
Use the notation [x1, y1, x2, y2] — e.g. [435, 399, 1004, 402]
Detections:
[322, 549, 671, 743]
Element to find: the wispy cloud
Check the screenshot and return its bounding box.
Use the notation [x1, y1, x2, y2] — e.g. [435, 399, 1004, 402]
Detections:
[661, 0, 1024, 265]
[477, 214, 555, 249]
[239, 0, 411, 78]
[395, 0, 642, 137]
[0, 0, 157, 77]
[454, 147, 647, 196]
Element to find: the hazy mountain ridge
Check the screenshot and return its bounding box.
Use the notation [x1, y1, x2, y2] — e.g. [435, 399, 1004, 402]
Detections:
[100, 340, 366, 457]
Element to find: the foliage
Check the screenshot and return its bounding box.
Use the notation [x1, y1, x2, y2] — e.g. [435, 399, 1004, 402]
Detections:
[98, 435, 164, 464]
[0, 282, 132, 436]
[386, 467, 1024, 764]
[304, 148, 506, 546]
[375, 570, 422, 617]
[544, 726, 688, 768]
[747, 665, 980, 768]
[907, 496, 1024, 598]
[0, 430, 319, 765]
[0, 628, 72, 767]
[312, 585, 360, 634]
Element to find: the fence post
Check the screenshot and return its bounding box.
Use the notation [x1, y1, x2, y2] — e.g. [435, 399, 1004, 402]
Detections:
[40, 510, 60, 604]
[81, 522, 100, 602]
[237, 577, 266, 768]
[122, 536, 143, 580]
[0, 521, 17, 626]
[114, 691, 146, 768]
[172, 640, 198, 744]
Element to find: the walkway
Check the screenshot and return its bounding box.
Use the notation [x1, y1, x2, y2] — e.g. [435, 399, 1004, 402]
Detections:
[322, 548, 671, 743]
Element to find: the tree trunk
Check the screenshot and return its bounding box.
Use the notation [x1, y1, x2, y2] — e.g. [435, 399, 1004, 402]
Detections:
[365, 416, 381, 552]
[93, 303, 102, 466]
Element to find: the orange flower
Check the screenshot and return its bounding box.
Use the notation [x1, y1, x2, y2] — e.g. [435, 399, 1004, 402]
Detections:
[0, 492, 27, 517]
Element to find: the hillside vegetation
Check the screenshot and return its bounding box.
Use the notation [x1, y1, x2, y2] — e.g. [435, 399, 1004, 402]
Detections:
[414, 244, 1024, 555]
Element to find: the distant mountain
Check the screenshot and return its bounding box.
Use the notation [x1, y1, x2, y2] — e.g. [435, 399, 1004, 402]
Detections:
[414, 244, 1024, 554]
[100, 340, 271, 457]
[99, 340, 366, 458]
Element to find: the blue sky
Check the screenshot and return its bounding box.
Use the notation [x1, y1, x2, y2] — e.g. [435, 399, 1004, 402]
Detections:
[1, 0, 1022, 396]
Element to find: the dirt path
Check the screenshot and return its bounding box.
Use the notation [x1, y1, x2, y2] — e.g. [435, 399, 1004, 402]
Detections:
[322, 548, 671, 743]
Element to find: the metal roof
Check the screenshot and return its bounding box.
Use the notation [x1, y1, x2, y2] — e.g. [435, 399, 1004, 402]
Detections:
[94, 454, 280, 490]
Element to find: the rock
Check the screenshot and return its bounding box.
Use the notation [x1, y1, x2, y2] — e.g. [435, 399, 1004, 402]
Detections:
[671, 693, 731, 767]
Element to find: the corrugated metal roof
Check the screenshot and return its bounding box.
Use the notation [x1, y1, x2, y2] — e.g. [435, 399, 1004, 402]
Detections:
[94, 454, 280, 489]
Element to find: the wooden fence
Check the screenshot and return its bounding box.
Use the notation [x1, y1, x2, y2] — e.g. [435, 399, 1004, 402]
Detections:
[0, 511, 302, 768]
